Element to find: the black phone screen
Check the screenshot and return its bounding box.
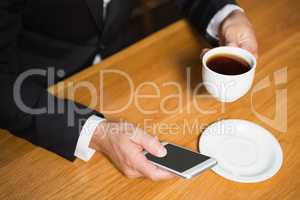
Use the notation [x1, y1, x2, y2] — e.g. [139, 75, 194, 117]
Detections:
[145, 144, 211, 173]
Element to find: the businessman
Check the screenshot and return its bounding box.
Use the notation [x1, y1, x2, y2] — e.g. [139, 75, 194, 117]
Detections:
[0, 0, 257, 180]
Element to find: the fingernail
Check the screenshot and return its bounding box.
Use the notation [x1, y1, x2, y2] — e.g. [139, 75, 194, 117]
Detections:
[157, 147, 167, 157]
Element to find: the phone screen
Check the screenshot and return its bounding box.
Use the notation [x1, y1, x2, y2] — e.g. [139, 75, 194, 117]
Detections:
[145, 144, 211, 173]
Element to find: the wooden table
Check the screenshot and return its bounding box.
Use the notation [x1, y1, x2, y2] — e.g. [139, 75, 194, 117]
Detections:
[1, 0, 300, 199]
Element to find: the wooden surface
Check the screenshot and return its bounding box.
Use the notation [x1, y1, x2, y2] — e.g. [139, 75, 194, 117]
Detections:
[1, 0, 300, 199]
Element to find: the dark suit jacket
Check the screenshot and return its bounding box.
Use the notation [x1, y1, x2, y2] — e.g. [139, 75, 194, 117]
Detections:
[0, 0, 236, 160]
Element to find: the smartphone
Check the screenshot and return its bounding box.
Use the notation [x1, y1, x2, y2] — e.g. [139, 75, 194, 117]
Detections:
[144, 142, 217, 179]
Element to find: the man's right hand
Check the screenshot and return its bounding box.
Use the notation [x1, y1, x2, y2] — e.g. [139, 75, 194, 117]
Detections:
[89, 121, 174, 181]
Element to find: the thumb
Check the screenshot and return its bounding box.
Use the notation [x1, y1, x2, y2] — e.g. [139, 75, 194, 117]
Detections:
[200, 48, 210, 59]
[130, 130, 167, 157]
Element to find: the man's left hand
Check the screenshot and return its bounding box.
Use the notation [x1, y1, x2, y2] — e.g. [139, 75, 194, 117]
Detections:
[202, 10, 258, 58]
[219, 10, 258, 57]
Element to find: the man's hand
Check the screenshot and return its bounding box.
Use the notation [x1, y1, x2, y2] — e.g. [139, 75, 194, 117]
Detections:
[202, 10, 258, 58]
[89, 121, 174, 181]
[219, 10, 258, 57]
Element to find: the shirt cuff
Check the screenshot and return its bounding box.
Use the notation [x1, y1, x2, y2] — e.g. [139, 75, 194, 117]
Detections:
[74, 115, 106, 161]
[206, 4, 244, 40]
[92, 54, 102, 65]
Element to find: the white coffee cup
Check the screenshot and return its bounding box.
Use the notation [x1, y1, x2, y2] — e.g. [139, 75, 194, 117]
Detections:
[202, 47, 257, 103]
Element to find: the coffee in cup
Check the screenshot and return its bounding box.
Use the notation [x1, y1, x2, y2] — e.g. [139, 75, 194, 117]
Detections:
[202, 47, 257, 102]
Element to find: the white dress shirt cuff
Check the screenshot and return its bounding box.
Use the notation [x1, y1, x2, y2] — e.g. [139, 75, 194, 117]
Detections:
[206, 4, 244, 40]
[74, 115, 106, 161]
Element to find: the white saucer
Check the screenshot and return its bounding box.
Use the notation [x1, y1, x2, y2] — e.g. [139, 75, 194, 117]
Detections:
[199, 119, 283, 183]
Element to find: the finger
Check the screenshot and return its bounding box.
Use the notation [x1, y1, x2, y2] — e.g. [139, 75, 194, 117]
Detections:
[122, 167, 143, 179]
[200, 48, 210, 59]
[225, 35, 258, 58]
[221, 30, 240, 47]
[134, 153, 175, 181]
[130, 129, 167, 157]
[151, 166, 175, 180]
[115, 140, 144, 178]
[225, 42, 239, 47]
[239, 38, 258, 58]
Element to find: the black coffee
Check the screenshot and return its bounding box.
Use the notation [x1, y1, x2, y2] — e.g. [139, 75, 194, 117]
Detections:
[207, 54, 251, 75]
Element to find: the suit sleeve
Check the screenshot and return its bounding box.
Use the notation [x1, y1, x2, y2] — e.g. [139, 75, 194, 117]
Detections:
[0, 0, 103, 161]
[175, 0, 237, 35]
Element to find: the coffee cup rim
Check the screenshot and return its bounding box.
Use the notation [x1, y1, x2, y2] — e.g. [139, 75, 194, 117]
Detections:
[202, 46, 257, 77]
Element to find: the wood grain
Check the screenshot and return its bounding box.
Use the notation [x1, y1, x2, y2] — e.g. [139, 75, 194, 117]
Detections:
[1, 0, 300, 199]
